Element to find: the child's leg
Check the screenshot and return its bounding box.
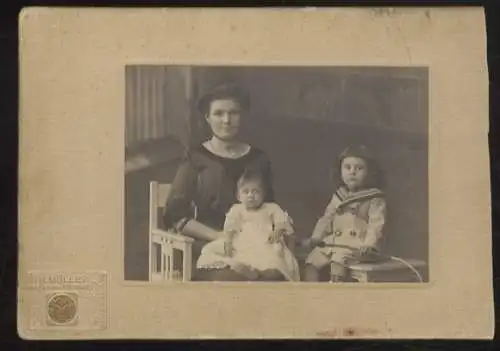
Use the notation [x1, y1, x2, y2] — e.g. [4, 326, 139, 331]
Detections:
[304, 264, 321, 282]
[329, 249, 355, 282]
[304, 249, 331, 282]
[329, 261, 348, 282]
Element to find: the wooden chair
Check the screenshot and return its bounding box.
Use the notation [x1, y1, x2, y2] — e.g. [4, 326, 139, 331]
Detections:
[148, 181, 194, 282]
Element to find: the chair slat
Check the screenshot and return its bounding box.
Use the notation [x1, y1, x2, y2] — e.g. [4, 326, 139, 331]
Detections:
[149, 181, 194, 283]
[152, 228, 194, 243]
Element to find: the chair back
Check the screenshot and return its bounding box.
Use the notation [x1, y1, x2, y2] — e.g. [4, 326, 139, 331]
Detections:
[148, 181, 193, 282]
[149, 182, 171, 231]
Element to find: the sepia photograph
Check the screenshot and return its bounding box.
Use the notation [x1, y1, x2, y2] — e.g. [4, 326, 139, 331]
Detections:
[17, 8, 492, 339]
[124, 65, 429, 284]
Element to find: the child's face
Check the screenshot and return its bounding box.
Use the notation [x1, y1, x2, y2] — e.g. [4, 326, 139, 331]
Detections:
[341, 156, 368, 191]
[238, 181, 264, 209]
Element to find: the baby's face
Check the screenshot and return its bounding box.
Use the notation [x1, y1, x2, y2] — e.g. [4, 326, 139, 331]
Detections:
[238, 181, 264, 209]
[341, 156, 368, 191]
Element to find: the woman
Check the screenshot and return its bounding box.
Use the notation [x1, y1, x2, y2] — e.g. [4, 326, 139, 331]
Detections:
[163, 83, 288, 281]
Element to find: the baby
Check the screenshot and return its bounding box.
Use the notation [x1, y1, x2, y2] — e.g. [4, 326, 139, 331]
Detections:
[196, 170, 300, 281]
[303, 145, 387, 282]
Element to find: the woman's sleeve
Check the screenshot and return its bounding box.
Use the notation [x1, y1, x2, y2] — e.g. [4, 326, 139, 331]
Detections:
[363, 197, 387, 247]
[162, 154, 197, 230]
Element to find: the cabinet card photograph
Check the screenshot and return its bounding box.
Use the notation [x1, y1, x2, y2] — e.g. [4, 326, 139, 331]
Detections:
[18, 7, 493, 339]
[124, 65, 429, 285]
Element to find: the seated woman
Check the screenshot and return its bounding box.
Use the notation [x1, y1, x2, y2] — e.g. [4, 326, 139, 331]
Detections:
[162, 83, 293, 281]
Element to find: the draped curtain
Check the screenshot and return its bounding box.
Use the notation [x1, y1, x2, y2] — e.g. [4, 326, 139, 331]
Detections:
[125, 66, 193, 150]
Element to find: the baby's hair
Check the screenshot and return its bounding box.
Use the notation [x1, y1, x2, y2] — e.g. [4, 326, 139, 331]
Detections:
[337, 144, 385, 189]
[237, 169, 265, 192]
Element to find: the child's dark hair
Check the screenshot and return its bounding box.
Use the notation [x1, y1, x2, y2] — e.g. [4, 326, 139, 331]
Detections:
[337, 145, 385, 190]
[237, 169, 265, 192]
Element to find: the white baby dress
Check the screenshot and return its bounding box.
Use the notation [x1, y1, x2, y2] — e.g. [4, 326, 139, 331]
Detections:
[196, 202, 300, 281]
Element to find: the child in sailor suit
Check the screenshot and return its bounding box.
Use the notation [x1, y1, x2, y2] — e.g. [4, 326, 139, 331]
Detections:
[303, 145, 387, 282]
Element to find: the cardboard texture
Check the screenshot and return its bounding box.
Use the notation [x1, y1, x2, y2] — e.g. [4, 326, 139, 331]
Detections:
[18, 7, 492, 339]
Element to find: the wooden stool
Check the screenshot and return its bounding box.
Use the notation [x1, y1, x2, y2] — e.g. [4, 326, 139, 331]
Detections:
[347, 258, 427, 283]
[295, 246, 426, 283]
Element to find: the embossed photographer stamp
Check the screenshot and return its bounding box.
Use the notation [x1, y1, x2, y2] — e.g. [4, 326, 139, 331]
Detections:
[19, 271, 107, 332]
[47, 293, 78, 325]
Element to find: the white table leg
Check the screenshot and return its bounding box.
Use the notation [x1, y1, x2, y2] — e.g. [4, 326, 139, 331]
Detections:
[183, 243, 192, 282]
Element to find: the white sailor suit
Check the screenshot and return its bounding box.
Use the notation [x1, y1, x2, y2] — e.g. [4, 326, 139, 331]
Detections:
[306, 186, 387, 269]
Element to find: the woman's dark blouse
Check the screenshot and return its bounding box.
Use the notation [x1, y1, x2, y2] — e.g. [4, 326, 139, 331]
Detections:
[163, 145, 274, 231]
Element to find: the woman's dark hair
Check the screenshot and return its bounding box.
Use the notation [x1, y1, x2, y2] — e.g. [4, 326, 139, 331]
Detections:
[196, 83, 251, 116]
[336, 144, 385, 190]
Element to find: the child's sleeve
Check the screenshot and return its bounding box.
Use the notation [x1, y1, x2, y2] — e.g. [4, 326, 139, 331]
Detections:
[310, 193, 340, 241]
[323, 193, 342, 218]
[363, 197, 387, 247]
[271, 204, 294, 235]
[310, 217, 332, 241]
[223, 205, 242, 233]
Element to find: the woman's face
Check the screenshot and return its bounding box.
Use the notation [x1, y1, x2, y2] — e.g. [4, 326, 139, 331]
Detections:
[205, 99, 242, 141]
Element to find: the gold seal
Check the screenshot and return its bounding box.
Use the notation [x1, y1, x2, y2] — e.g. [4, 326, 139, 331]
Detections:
[47, 293, 77, 324]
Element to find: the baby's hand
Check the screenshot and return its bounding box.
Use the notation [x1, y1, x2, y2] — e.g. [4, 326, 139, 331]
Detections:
[223, 239, 233, 257]
[268, 230, 285, 244]
[223, 231, 236, 257]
